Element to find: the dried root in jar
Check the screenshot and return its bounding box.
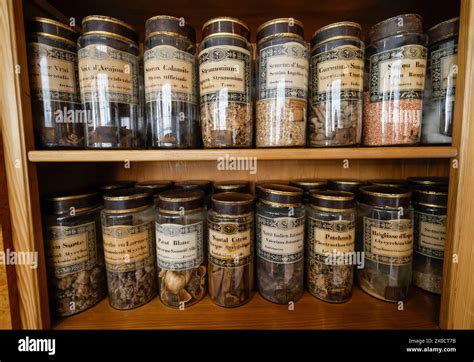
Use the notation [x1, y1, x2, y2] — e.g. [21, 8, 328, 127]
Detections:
[307, 259, 353, 303]
[159, 265, 207, 308]
[208, 262, 253, 307]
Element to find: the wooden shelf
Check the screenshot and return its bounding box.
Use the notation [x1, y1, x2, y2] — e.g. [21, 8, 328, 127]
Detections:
[53, 287, 439, 330]
[28, 147, 457, 163]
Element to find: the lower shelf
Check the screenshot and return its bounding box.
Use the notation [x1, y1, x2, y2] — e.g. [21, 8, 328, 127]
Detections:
[53, 286, 440, 330]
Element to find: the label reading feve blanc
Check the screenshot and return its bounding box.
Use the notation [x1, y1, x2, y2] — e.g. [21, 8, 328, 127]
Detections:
[369, 44, 427, 102]
[259, 42, 308, 100]
[311, 45, 364, 103]
[208, 220, 252, 267]
[144, 45, 196, 104]
[256, 215, 304, 263]
[431, 44, 458, 101]
[46, 221, 97, 276]
[414, 211, 446, 259]
[156, 222, 203, 271]
[199, 45, 251, 104]
[78, 44, 139, 104]
[28, 42, 79, 103]
[363, 217, 413, 265]
[308, 218, 355, 264]
[103, 222, 154, 272]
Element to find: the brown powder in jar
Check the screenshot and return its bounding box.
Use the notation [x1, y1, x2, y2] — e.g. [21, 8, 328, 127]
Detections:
[363, 92, 422, 146]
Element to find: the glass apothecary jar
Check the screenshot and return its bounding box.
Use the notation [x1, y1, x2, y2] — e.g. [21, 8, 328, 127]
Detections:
[412, 187, 448, 294]
[357, 186, 414, 302]
[289, 179, 327, 203]
[136, 180, 173, 205]
[306, 190, 355, 303]
[156, 190, 207, 308]
[144, 16, 200, 148]
[328, 179, 367, 195]
[101, 188, 157, 309]
[422, 18, 459, 144]
[309, 22, 364, 147]
[199, 17, 253, 148]
[255, 18, 308, 147]
[363, 14, 428, 146]
[208, 192, 255, 307]
[42, 192, 106, 317]
[78, 16, 144, 149]
[256, 184, 305, 304]
[213, 180, 250, 194]
[26, 17, 83, 149]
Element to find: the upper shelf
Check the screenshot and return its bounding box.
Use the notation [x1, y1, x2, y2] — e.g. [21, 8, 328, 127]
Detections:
[28, 147, 457, 163]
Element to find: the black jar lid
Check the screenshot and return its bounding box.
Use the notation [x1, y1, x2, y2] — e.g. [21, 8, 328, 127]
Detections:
[202, 17, 250, 41]
[211, 192, 254, 215]
[257, 184, 304, 207]
[43, 191, 100, 215]
[158, 189, 204, 214]
[309, 190, 355, 211]
[368, 179, 409, 188]
[311, 21, 362, 49]
[359, 186, 412, 209]
[256, 179, 290, 186]
[428, 17, 459, 45]
[328, 179, 367, 193]
[175, 180, 212, 194]
[412, 186, 448, 208]
[213, 180, 250, 194]
[82, 15, 138, 44]
[256, 18, 304, 44]
[103, 188, 154, 213]
[145, 15, 196, 42]
[407, 176, 449, 188]
[26, 17, 80, 45]
[368, 14, 423, 45]
[289, 179, 327, 192]
[99, 180, 135, 194]
[136, 180, 173, 197]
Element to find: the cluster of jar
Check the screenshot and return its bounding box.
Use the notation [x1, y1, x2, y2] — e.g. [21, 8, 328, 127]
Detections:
[26, 14, 458, 150]
[42, 176, 448, 317]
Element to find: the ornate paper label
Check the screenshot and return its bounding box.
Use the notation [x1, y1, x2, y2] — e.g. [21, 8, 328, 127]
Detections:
[414, 211, 446, 259]
[156, 222, 203, 270]
[258, 42, 308, 100]
[28, 42, 79, 103]
[363, 217, 413, 265]
[198, 45, 251, 104]
[369, 44, 427, 102]
[431, 44, 457, 101]
[144, 45, 196, 104]
[78, 44, 139, 104]
[256, 215, 304, 263]
[103, 222, 154, 272]
[46, 221, 97, 276]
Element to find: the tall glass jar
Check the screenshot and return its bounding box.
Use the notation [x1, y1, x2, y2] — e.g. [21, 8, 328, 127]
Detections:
[412, 187, 448, 294]
[144, 16, 200, 148]
[101, 188, 157, 309]
[42, 192, 106, 317]
[309, 22, 364, 147]
[363, 14, 428, 146]
[199, 17, 253, 148]
[78, 16, 144, 148]
[208, 192, 255, 307]
[26, 17, 83, 149]
[357, 186, 414, 302]
[156, 190, 207, 308]
[255, 18, 308, 147]
[306, 190, 355, 303]
[422, 18, 459, 144]
[256, 184, 305, 304]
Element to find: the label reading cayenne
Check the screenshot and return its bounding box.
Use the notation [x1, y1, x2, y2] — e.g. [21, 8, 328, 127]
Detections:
[208, 220, 252, 267]
[414, 211, 446, 259]
[369, 44, 427, 102]
[144, 45, 196, 104]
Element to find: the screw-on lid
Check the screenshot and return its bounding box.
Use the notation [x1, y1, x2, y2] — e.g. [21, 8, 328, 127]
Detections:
[211, 192, 254, 215]
[359, 186, 412, 209]
[103, 188, 154, 213]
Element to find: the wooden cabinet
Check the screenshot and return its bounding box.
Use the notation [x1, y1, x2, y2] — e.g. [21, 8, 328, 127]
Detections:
[0, 0, 473, 329]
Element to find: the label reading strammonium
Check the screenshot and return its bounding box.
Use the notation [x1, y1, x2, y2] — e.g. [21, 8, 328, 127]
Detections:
[363, 217, 413, 265]
[156, 222, 203, 271]
[431, 44, 457, 101]
[414, 211, 446, 259]
[258, 42, 308, 100]
[256, 215, 304, 264]
[369, 44, 427, 102]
